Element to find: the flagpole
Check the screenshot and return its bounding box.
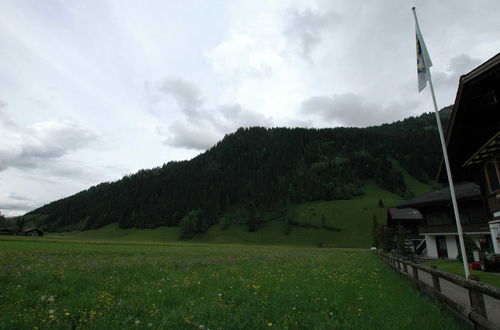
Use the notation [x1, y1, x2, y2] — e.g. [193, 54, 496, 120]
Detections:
[412, 7, 470, 279]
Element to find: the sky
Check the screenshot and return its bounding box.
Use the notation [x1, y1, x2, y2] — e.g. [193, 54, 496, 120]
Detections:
[1, 0, 499, 217]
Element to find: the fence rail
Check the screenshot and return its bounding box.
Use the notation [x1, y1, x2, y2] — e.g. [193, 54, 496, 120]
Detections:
[377, 252, 500, 330]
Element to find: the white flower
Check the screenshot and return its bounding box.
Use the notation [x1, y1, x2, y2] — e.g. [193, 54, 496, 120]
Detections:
[199, 325, 205, 329]
[135, 320, 140, 325]
[218, 293, 222, 297]
[48, 310, 54, 315]
[148, 323, 153, 327]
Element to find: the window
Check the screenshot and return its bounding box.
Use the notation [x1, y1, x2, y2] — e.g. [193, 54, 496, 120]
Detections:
[426, 211, 453, 226]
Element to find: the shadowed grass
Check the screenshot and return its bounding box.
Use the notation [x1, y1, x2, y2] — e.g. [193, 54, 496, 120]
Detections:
[423, 259, 500, 288]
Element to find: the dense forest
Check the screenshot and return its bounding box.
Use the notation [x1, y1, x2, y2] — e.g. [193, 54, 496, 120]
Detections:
[27, 107, 452, 234]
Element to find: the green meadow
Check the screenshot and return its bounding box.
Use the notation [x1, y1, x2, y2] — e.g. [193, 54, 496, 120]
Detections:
[0, 237, 461, 329]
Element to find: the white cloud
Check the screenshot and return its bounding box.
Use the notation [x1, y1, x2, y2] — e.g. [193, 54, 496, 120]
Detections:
[283, 8, 339, 61]
[0, 102, 100, 171]
[151, 79, 272, 150]
[300, 93, 418, 127]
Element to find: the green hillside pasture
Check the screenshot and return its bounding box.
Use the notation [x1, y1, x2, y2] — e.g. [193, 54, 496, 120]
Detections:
[390, 159, 434, 197]
[55, 223, 181, 242]
[0, 238, 461, 329]
[56, 222, 358, 248]
[292, 181, 405, 247]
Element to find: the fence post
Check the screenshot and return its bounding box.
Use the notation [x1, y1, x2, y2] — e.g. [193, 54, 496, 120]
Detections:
[430, 266, 441, 292]
[469, 288, 488, 330]
[412, 265, 419, 281]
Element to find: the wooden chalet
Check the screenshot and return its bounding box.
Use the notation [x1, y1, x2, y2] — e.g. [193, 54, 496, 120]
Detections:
[21, 228, 44, 237]
[396, 182, 490, 258]
[389, 53, 500, 258]
[0, 228, 13, 235]
[438, 52, 500, 255]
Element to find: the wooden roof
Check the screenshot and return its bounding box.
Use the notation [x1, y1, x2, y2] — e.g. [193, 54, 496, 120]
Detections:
[437, 53, 500, 181]
[397, 182, 481, 208]
[388, 208, 423, 220]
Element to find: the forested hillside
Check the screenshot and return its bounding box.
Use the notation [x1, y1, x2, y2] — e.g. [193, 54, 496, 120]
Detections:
[27, 107, 451, 233]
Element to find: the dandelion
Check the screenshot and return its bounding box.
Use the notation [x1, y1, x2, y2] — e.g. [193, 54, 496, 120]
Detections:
[64, 312, 70, 316]
[47, 296, 55, 303]
[267, 322, 273, 327]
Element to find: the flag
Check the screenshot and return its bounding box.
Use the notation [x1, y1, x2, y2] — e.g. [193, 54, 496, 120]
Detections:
[414, 12, 432, 92]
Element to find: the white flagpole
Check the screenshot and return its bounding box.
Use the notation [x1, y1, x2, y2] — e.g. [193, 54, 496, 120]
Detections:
[412, 7, 470, 279]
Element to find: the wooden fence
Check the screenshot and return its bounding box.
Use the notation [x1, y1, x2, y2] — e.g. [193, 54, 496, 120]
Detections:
[377, 252, 500, 330]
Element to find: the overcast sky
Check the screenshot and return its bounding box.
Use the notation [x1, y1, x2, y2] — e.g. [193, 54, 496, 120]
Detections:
[1, 0, 499, 216]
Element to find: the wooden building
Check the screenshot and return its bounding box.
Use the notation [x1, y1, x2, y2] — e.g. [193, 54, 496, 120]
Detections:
[437, 53, 500, 255]
[396, 182, 490, 258]
[21, 228, 44, 237]
[0, 228, 13, 235]
[389, 53, 500, 258]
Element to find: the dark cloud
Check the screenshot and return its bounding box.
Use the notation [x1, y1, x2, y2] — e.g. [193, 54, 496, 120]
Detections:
[300, 93, 417, 127]
[153, 79, 272, 150]
[433, 54, 482, 89]
[283, 8, 339, 61]
[0, 193, 37, 213]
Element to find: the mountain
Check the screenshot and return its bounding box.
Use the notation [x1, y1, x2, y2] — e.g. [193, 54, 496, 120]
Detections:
[26, 107, 452, 235]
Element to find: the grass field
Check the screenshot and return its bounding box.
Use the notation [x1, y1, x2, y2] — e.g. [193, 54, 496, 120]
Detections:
[423, 259, 500, 288]
[0, 237, 461, 329]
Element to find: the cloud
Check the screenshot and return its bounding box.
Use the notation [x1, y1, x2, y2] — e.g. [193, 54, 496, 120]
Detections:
[433, 54, 482, 89]
[156, 78, 203, 117]
[0, 103, 100, 171]
[300, 93, 417, 127]
[151, 79, 272, 150]
[283, 8, 339, 61]
[0, 193, 37, 215]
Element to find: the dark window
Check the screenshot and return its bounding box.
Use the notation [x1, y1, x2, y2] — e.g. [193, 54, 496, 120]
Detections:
[426, 211, 453, 226]
[436, 236, 448, 258]
[459, 207, 487, 224]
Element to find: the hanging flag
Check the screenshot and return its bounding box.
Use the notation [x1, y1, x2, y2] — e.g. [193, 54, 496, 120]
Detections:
[414, 10, 432, 92]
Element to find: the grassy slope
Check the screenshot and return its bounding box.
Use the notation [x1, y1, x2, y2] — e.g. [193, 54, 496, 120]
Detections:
[0, 238, 461, 329]
[57, 174, 433, 248]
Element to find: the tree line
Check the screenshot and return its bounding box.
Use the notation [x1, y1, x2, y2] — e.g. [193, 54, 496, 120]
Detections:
[26, 107, 452, 234]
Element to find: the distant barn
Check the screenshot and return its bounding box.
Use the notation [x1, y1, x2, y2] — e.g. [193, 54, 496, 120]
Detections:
[21, 228, 44, 237]
[0, 228, 13, 235]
